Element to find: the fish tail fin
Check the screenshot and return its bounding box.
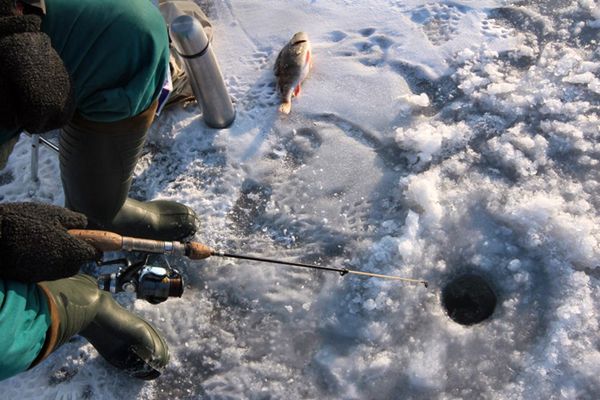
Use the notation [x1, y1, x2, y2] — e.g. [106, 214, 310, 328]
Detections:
[279, 102, 292, 114]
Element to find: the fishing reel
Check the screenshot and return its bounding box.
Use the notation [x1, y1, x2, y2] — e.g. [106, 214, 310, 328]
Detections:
[97, 255, 184, 304]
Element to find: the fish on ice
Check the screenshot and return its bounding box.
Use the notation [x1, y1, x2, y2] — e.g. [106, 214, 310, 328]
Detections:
[273, 32, 312, 114]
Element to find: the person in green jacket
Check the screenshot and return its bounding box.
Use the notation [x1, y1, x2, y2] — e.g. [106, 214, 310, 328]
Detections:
[0, 0, 198, 383]
[0, 202, 170, 381]
[0, 0, 198, 241]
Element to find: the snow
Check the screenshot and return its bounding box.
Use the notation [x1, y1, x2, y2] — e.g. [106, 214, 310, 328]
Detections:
[1, 0, 600, 399]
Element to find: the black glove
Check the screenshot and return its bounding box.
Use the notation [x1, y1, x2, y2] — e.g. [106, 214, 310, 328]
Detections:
[0, 3, 75, 133]
[0, 202, 100, 282]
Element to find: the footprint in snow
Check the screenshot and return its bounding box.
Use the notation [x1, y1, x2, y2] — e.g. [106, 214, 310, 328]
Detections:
[410, 2, 467, 46]
[327, 27, 397, 67]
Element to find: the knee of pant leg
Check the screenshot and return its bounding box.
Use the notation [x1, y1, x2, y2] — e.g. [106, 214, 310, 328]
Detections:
[38, 274, 104, 349]
[41, 274, 103, 310]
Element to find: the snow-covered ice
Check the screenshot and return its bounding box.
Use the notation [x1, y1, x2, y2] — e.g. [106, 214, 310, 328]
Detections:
[1, 0, 599, 399]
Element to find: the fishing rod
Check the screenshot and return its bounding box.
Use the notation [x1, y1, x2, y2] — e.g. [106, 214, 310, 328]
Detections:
[69, 229, 428, 303]
[31, 138, 428, 290]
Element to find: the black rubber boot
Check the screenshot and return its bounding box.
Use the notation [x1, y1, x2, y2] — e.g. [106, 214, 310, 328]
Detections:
[37, 274, 169, 380]
[59, 101, 198, 241]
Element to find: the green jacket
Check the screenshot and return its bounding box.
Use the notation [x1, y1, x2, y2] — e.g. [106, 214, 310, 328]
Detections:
[0, 280, 50, 381]
[0, 0, 169, 144]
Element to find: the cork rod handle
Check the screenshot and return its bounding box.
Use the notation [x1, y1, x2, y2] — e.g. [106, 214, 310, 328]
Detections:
[68, 229, 123, 252]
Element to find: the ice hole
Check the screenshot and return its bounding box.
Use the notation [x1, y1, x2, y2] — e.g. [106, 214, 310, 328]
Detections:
[442, 273, 497, 326]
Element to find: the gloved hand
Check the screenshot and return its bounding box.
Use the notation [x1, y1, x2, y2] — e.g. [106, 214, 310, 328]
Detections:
[0, 1, 75, 133]
[0, 202, 100, 282]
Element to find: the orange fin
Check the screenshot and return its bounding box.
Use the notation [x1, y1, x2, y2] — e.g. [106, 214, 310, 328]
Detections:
[293, 85, 302, 97]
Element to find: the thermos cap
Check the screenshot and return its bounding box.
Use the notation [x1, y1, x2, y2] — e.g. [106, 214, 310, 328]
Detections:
[167, 14, 236, 129]
[169, 15, 210, 58]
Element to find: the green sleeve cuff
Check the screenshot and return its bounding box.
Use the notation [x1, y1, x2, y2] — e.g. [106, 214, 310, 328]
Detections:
[0, 280, 50, 381]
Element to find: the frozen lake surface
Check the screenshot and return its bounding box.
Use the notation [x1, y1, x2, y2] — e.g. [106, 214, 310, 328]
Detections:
[1, 0, 599, 399]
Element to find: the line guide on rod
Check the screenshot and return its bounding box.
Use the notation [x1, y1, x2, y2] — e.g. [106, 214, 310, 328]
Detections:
[69, 229, 429, 288]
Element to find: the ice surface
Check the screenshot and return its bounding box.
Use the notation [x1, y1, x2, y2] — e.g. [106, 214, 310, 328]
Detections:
[1, 0, 599, 399]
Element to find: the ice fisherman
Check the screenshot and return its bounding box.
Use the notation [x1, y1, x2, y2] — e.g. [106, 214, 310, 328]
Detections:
[0, 0, 209, 382]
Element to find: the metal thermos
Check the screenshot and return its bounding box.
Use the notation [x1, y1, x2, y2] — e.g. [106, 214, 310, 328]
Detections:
[169, 15, 235, 129]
